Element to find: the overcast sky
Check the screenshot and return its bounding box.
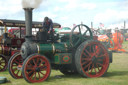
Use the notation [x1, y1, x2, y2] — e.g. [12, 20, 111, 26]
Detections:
[0, 0, 128, 29]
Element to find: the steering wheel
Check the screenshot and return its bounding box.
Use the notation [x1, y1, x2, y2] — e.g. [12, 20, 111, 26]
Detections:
[70, 24, 93, 47]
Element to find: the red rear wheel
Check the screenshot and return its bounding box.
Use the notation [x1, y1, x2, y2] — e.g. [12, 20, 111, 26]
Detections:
[75, 40, 109, 78]
[0, 55, 7, 72]
[22, 54, 51, 83]
[8, 52, 23, 78]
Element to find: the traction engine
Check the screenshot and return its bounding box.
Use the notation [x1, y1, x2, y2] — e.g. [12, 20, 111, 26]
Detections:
[0, 21, 25, 72]
[98, 30, 125, 52]
[8, 8, 112, 83]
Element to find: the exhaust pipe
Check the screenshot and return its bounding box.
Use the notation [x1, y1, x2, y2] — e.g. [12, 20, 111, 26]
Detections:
[24, 8, 33, 41]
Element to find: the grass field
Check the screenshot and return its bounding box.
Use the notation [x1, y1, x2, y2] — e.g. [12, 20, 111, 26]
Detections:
[0, 41, 128, 85]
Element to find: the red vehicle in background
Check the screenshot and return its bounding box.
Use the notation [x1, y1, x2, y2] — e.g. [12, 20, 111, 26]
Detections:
[98, 30, 125, 52]
[8, 28, 26, 38]
[8, 27, 39, 38]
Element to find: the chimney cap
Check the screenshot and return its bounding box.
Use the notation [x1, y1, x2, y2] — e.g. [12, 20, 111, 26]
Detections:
[23, 8, 34, 10]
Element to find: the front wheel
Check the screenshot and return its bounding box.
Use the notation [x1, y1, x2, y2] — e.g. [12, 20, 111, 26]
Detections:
[22, 54, 51, 83]
[75, 40, 109, 78]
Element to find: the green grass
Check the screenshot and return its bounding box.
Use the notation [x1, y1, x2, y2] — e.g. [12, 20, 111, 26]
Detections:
[123, 41, 128, 51]
[0, 41, 128, 85]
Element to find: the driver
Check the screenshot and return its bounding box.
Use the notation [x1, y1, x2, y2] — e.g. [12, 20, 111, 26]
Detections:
[41, 17, 54, 42]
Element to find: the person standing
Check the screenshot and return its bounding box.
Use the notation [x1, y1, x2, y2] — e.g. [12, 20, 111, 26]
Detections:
[42, 17, 54, 42]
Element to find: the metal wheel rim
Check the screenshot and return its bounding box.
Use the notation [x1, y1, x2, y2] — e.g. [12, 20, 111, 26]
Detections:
[70, 24, 93, 47]
[0, 55, 7, 72]
[23, 55, 51, 83]
[80, 41, 109, 77]
[10, 54, 23, 78]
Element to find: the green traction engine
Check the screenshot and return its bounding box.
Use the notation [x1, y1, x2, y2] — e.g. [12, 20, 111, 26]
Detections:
[8, 8, 112, 83]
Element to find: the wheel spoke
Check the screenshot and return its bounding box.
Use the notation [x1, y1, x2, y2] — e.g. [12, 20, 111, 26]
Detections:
[16, 70, 20, 75]
[84, 49, 92, 57]
[34, 72, 37, 80]
[98, 53, 107, 58]
[92, 45, 96, 53]
[0, 61, 5, 63]
[28, 62, 33, 66]
[32, 59, 37, 66]
[0, 64, 4, 67]
[90, 64, 94, 74]
[93, 66, 97, 74]
[83, 30, 88, 36]
[96, 63, 100, 72]
[40, 71, 45, 76]
[38, 72, 41, 79]
[39, 66, 47, 71]
[97, 63, 104, 67]
[83, 52, 90, 58]
[13, 68, 17, 72]
[87, 62, 91, 73]
[93, 45, 100, 57]
[78, 25, 81, 34]
[30, 72, 35, 79]
[83, 61, 92, 69]
[82, 61, 89, 65]
[27, 67, 34, 71]
[28, 70, 33, 75]
[39, 59, 43, 66]
[14, 60, 19, 64]
[82, 57, 91, 61]
[36, 58, 39, 64]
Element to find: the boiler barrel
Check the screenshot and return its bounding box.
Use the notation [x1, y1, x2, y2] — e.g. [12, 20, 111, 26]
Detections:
[38, 43, 68, 54]
[21, 42, 69, 60]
